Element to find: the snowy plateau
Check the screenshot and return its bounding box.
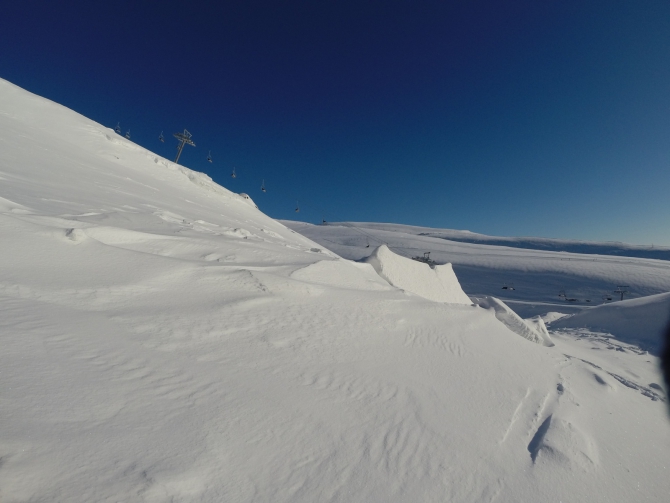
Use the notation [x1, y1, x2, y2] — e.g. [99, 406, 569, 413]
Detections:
[1, 77, 669, 502]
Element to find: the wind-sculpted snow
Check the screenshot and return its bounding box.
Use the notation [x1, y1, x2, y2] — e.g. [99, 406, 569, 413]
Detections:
[283, 221, 670, 316]
[551, 292, 670, 354]
[364, 244, 471, 304]
[1, 77, 670, 502]
[472, 296, 555, 347]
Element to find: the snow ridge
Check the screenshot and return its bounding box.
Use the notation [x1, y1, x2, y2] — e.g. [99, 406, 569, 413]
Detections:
[364, 244, 471, 304]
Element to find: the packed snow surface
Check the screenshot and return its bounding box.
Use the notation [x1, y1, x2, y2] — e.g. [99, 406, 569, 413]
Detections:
[1, 78, 670, 502]
[364, 244, 471, 304]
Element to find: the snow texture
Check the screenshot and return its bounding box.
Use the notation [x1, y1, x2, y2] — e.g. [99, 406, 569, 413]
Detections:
[1, 77, 669, 503]
[472, 296, 555, 347]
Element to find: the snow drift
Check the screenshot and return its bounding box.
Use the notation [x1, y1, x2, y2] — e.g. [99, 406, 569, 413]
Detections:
[364, 244, 471, 304]
[551, 291, 670, 353]
[472, 296, 555, 347]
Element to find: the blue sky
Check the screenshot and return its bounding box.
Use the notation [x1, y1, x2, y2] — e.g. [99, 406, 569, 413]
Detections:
[3, 0, 669, 244]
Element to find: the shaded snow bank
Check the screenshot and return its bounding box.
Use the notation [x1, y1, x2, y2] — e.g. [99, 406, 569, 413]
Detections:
[364, 244, 471, 304]
[551, 292, 670, 353]
[472, 296, 555, 347]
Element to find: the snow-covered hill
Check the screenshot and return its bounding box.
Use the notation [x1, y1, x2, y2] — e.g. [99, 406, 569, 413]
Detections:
[284, 221, 670, 310]
[1, 78, 669, 502]
[550, 292, 670, 352]
[352, 222, 670, 261]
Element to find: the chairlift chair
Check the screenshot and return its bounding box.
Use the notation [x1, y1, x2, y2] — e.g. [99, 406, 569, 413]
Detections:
[207, 150, 213, 163]
[502, 283, 515, 291]
[295, 201, 300, 213]
[231, 167, 236, 179]
[261, 179, 266, 192]
[159, 131, 164, 142]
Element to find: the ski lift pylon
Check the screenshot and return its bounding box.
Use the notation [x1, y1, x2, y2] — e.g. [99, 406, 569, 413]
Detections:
[125, 130, 131, 140]
[115, 122, 121, 134]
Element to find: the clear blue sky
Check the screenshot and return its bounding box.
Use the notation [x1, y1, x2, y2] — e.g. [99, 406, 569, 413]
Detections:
[3, 0, 669, 244]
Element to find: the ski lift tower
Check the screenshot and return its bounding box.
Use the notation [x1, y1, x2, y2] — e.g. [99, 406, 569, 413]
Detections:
[614, 285, 630, 301]
[173, 129, 195, 164]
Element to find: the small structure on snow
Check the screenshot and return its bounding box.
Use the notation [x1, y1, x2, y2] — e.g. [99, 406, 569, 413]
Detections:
[412, 251, 436, 266]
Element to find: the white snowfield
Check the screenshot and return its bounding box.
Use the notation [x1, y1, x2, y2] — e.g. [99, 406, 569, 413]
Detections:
[1, 77, 669, 502]
[284, 221, 670, 306]
[284, 220, 670, 349]
[551, 292, 670, 352]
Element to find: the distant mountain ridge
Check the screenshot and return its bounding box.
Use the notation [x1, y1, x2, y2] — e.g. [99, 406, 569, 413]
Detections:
[332, 222, 670, 261]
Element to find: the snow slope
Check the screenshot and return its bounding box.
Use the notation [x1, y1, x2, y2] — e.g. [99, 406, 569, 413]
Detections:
[1, 78, 669, 502]
[551, 292, 670, 353]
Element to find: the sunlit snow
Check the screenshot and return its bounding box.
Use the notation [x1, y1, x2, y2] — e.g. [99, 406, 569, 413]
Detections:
[1, 78, 669, 502]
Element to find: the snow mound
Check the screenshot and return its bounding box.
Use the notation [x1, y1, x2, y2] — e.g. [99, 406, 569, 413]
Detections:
[64, 228, 86, 243]
[291, 259, 393, 291]
[472, 296, 555, 346]
[541, 312, 570, 324]
[525, 315, 550, 339]
[551, 292, 670, 353]
[364, 244, 471, 304]
[528, 414, 598, 472]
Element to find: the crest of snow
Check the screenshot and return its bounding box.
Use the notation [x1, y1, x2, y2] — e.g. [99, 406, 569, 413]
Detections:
[472, 296, 555, 347]
[364, 244, 471, 304]
[238, 193, 258, 208]
[541, 311, 571, 324]
[524, 315, 551, 339]
[551, 291, 670, 353]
